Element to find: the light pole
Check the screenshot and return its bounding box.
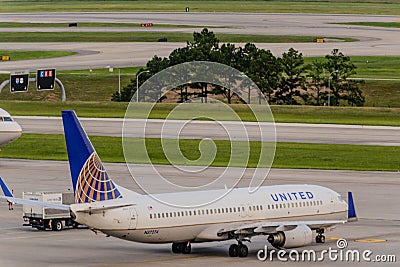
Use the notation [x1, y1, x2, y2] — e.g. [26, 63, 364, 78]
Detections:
[327, 70, 338, 106]
[136, 70, 150, 102]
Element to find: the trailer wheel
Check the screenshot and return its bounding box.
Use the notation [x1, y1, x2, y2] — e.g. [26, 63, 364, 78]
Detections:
[51, 220, 63, 231]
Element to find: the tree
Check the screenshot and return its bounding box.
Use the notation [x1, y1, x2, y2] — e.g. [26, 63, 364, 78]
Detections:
[187, 28, 220, 61]
[324, 49, 364, 106]
[305, 60, 327, 105]
[275, 48, 306, 105]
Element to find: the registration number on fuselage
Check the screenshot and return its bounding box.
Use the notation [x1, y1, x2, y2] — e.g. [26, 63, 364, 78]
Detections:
[144, 229, 159, 235]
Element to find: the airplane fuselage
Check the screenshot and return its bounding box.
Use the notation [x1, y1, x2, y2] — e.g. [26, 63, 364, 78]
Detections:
[71, 184, 348, 244]
[0, 108, 22, 147]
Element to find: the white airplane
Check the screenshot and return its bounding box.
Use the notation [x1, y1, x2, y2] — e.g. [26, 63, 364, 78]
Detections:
[0, 110, 357, 258]
[0, 108, 22, 147]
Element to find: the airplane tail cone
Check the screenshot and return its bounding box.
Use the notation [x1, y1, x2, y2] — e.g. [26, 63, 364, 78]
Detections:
[62, 110, 122, 203]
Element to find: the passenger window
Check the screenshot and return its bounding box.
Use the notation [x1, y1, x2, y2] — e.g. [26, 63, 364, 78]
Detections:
[150, 214, 152, 219]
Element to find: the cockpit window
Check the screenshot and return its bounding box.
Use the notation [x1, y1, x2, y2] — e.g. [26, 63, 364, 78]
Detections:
[3, 117, 13, 122]
[338, 195, 344, 202]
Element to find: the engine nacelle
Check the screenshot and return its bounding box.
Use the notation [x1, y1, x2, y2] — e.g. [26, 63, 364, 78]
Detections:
[267, 225, 313, 248]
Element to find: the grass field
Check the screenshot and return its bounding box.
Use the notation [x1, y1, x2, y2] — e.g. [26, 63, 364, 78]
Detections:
[1, 134, 399, 171]
[0, 32, 349, 43]
[2, 55, 400, 107]
[1, 100, 400, 126]
[334, 22, 400, 28]
[1, 1, 400, 15]
[0, 50, 77, 61]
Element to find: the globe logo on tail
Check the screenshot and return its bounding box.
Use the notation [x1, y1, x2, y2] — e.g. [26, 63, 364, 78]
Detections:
[75, 152, 122, 203]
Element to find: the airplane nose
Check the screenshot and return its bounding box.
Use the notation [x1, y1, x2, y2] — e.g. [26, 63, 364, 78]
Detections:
[0, 122, 22, 146]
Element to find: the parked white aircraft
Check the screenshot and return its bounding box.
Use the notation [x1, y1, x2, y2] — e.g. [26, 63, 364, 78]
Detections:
[0, 108, 22, 147]
[0, 110, 357, 258]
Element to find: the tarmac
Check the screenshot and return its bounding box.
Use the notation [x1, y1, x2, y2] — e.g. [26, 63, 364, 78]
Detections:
[0, 159, 398, 266]
[14, 116, 400, 146]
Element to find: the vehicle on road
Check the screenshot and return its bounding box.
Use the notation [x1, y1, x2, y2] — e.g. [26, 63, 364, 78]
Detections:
[22, 191, 77, 231]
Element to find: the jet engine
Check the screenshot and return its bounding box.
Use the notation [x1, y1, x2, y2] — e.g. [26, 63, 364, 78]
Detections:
[267, 224, 313, 248]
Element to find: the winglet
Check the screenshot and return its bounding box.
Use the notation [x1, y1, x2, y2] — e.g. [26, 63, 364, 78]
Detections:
[0, 177, 14, 198]
[347, 192, 358, 222]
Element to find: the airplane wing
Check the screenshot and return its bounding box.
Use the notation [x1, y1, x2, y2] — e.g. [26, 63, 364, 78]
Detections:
[216, 220, 345, 236]
[0, 177, 70, 211]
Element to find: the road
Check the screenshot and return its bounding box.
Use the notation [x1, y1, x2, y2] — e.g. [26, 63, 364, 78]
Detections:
[0, 159, 398, 266]
[1, 13, 400, 70]
[14, 116, 400, 146]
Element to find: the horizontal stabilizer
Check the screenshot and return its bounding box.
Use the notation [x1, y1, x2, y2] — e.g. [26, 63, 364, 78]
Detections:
[0, 177, 13, 197]
[0, 195, 70, 210]
[73, 203, 135, 214]
[0, 177, 69, 210]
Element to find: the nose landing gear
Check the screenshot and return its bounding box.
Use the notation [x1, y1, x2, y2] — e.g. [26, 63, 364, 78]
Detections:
[316, 229, 326, 243]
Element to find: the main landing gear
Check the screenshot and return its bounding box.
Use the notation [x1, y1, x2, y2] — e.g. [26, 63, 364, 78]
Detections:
[315, 229, 326, 243]
[172, 241, 191, 254]
[229, 241, 249, 257]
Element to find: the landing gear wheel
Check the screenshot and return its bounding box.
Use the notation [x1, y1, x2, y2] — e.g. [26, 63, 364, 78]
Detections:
[229, 244, 238, 257]
[180, 241, 191, 254]
[172, 243, 181, 253]
[51, 220, 63, 231]
[316, 235, 325, 243]
[238, 244, 248, 258]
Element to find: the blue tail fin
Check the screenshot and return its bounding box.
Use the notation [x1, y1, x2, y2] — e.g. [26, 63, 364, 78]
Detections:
[0, 177, 14, 197]
[62, 110, 122, 203]
[347, 192, 357, 222]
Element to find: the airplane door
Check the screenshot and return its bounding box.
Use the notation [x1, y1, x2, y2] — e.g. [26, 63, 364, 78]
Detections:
[330, 195, 335, 213]
[129, 207, 138, 229]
